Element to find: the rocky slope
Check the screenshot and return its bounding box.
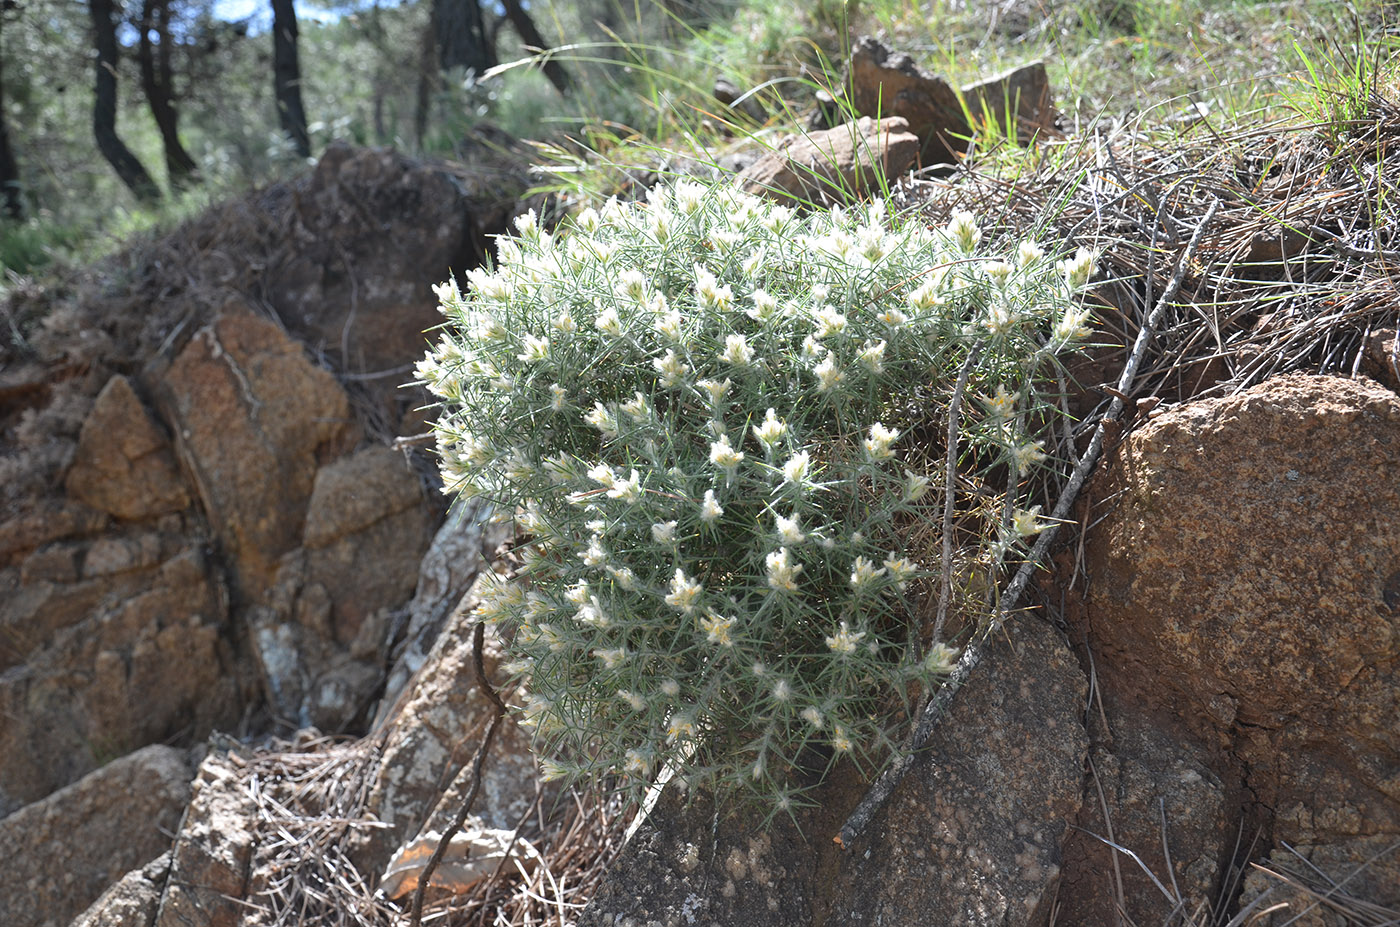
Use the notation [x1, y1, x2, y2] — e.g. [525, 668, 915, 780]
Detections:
[2, 65, 1398, 924]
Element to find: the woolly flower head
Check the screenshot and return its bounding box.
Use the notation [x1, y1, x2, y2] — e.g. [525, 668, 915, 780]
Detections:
[1059, 247, 1098, 290]
[825, 620, 866, 655]
[864, 422, 900, 461]
[766, 547, 803, 593]
[782, 450, 812, 487]
[695, 264, 733, 311]
[666, 568, 703, 613]
[720, 334, 754, 367]
[946, 209, 981, 254]
[752, 408, 788, 451]
[709, 435, 744, 474]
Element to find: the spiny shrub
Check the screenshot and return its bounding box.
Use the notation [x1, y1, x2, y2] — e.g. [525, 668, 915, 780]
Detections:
[417, 180, 1096, 810]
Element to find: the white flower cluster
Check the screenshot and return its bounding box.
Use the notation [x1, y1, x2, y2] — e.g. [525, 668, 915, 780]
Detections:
[420, 180, 1097, 809]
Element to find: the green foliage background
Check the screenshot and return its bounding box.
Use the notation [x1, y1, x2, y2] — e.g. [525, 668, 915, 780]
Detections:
[1, 0, 1396, 275]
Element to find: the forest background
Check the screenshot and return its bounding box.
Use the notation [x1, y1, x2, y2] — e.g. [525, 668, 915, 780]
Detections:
[0, 0, 1392, 280]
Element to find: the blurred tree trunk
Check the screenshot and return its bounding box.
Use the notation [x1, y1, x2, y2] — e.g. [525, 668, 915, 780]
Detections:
[433, 0, 495, 75]
[89, 0, 162, 203]
[137, 0, 199, 190]
[413, 12, 436, 150]
[0, 4, 24, 219]
[498, 0, 571, 97]
[270, 0, 310, 158]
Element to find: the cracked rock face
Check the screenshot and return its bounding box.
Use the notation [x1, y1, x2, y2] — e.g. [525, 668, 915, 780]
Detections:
[1069, 373, 1400, 921]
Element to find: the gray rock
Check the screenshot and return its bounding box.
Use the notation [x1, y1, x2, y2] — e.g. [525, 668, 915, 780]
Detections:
[71, 852, 173, 927]
[0, 745, 191, 927]
[579, 615, 1088, 927]
[154, 753, 259, 927]
[738, 115, 920, 206]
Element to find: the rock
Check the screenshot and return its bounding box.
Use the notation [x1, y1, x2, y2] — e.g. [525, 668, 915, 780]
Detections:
[808, 87, 845, 131]
[155, 753, 259, 927]
[1056, 712, 1231, 925]
[71, 852, 172, 927]
[714, 77, 766, 123]
[847, 36, 1057, 165]
[1362, 327, 1399, 393]
[848, 35, 967, 165]
[0, 544, 237, 812]
[579, 614, 1088, 926]
[0, 499, 108, 564]
[0, 141, 531, 842]
[0, 745, 191, 927]
[246, 444, 433, 729]
[155, 303, 358, 605]
[737, 115, 920, 206]
[1072, 373, 1400, 915]
[302, 444, 430, 644]
[379, 825, 537, 900]
[266, 141, 529, 392]
[826, 614, 1088, 926]
[1236, 835, 1400, 925]
[64, 375, 190, 521]
[960, 61, 1059, 143]
[376, 497, 509, 724]
[358, 616, 541, 875]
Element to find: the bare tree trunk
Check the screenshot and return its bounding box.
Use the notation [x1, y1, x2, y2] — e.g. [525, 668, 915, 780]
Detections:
[498, 0, 571, 97]
[270, 0, 310, 158]
[413, 11, 437, 150]
[138, 0, 198, 189]
[434, 0, 494, 75]
[0, 5, 24, 219]
[89, 0, 161, 204]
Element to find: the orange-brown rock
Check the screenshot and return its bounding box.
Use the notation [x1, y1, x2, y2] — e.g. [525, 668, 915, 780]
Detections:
[0, 499, 108, 565]
[156, 304, 358, 605]
[847, 36, 968, 165]
[64, 375, 189, 521]
[1068, 373, 1400, 923]
[847, 36, 1057, 165]
[0, 544, 237, 811]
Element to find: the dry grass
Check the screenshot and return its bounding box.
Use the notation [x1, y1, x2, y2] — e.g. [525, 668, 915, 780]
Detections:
[219, 732, 633, 927]
[898, 91, 1400, 415]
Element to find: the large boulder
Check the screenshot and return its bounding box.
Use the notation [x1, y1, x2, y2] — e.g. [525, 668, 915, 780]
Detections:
[579, 614, 1088, 926]
[0, 143, 526, 823]
[1068, 373, 1400, 922]
[0, 745, 192, 927]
